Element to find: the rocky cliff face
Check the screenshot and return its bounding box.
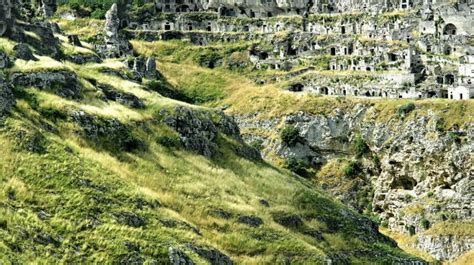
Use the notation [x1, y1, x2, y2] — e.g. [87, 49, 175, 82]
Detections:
[236, 102, 473, 261]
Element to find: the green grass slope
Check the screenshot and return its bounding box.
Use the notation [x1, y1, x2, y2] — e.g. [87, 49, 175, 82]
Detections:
[0, 33, 423, 264]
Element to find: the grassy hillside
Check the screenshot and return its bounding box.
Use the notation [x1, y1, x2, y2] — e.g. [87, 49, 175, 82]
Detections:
[0, 29, 424, 264]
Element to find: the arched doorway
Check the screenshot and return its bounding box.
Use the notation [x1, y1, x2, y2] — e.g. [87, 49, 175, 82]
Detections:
[443, 24, 457, 36]
[320, 87, 329, 95]
[445, 74, 455, 85]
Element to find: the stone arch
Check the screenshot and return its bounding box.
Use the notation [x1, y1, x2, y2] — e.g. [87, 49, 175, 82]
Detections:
[320, 87, 329, 95]
[443, 23, 457, 36]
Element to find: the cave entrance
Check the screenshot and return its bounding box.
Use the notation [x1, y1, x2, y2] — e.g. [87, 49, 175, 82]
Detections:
[289, 83, 304, 92]
[390, 176, 417, 190]
[320, 87, 329, 95]
[443, 23, 457, 36]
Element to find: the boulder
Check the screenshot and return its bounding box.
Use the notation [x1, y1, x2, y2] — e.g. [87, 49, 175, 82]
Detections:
[145, 57, 157, 78]
[67, 35, 82, 47]
[41, 0, 57, 18]
[237, 215, 264, 227]
[186, 244, 233, 265]
[168, 247, 195, 265]
[0, 50, 9, 68]
[11, 71, 81, 99]
[273, 213, 304, 229]
[97, 83, 144, 109]
[13, 43, 37, 61]
[0, 75, 14, 115]
[113, 211, 146, 228]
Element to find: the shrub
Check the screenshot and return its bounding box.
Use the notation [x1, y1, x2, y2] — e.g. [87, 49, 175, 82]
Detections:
[427, 191, 434, 197]
[293, 190, 323, 210]
[156, 135, 181, 148]
[90, 8, 106, 19]
[147, 80, 192, 103]
[397, 102, 415, 117]
[343, 160, 362, 178]
[435, 117, 445, 132]
[196, 51, 223, 69]
[280, 125, 301, 147]
[420, 218, 430, 230]
[249, 139, 264, 151]
[403, 194, 414, 203]
[372, 154, 381, 171]
[284, 157, 308, 177]
[406, 225, 416, 236]
[353, 134, 369, 158]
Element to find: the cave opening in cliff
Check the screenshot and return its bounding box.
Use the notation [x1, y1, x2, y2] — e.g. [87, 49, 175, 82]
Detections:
[390, 176, 417, 190]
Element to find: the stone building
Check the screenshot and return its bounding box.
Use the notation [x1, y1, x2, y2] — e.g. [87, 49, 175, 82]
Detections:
[449, 55, 474, 100]
[125, 0, 474, 100]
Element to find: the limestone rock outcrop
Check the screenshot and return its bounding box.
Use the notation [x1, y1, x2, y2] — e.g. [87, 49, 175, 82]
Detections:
[236, 104, 473, 261]
[11, 71, 82, 99]
[0, 0, 15, 36]
[161, 106, 260, 159]
[0, 50, 9, 69]
[98, 3, 132, 58]
[41, 0, 56, 18]
[0, 74, 15, 115]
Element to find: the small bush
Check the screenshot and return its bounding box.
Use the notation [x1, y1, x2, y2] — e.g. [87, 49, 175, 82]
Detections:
[249, 139, 264, 151]
[284, 157, 308, 177]
[156, 135, 181, 148]
[420, 218, 430, 230]
[353, 134, 369, 158]
[403, 194, 414, 203]
[40, 107, 68, 122]
[397, 102, 415, 117]
[343, 160, 362, 178]
[435, 117, 445, 132]
[427, 191, 434, 197]
[406, 225, 416, 236]
[372, 154, 381, 171]
[280, 125, 301, 147]
[196, 51, 223, 69]
[90, 9, 106, 19]
[293, 190, 324, 211]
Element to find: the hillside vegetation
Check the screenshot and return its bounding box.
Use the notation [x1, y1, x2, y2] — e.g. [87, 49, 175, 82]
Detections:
[0, 26, 424, 264]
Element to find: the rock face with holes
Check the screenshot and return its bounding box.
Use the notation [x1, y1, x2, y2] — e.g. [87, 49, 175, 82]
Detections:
[0, 74, 15, 115]
[41, 0, 57, 18]
[160, 106, 260, 159]
[236, 103, 473, 261]
[11, 71, 82, 99]
[0, 0, 14, 36]
[98, 3, 132, 58]
[0, 50, 9, 69]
